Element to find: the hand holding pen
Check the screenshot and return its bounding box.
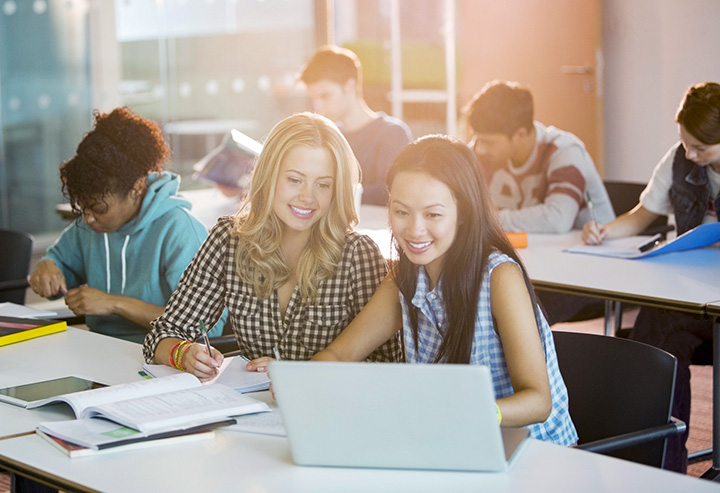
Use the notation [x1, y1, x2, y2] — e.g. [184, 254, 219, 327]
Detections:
[174, 321, 221, 382]
[198, 320, 219, 375]
[582, 191, 607, 245]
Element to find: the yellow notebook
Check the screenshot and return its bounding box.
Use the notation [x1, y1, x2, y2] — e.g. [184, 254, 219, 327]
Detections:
[0, 316, 67, 347]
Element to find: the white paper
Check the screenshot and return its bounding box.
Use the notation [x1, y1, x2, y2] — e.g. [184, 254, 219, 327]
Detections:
[566, 235, 661, 258]
[0, 302, 57, 319]
[143, 355, 270, 393]
[225, 403, 286, 436]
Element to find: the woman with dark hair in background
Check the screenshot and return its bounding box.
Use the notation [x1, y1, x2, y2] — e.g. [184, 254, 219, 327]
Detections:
[583, 82, 720, 472]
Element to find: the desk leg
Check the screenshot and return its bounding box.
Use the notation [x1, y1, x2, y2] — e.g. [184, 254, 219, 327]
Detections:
[700, 316, 720, 481]
[603, 300, 614, 337]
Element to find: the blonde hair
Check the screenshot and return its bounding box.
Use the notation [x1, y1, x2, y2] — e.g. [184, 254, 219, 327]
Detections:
[232, 112, 359, 301]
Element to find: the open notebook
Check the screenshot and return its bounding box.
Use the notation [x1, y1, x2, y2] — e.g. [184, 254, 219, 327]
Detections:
[270, 361, 529, 472]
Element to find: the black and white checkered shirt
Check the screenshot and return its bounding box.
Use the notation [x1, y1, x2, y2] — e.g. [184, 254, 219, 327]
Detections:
[143, 216, 401, 363]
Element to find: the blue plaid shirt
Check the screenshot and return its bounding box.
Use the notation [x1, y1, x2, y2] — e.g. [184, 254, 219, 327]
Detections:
[402, 251, 578, 446]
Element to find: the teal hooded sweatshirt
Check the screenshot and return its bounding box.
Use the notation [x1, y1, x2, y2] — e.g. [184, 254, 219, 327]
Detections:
[43, 172, 224, 343]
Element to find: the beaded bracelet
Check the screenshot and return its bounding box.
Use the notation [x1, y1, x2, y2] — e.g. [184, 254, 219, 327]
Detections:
[495, 403, 502, 425]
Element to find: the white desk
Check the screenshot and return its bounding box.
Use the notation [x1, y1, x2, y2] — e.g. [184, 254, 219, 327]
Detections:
[0, 328, 145, 438]
[519, 232, 720, 314]
[1, 423, 718, 492]
[1, 326, 718, 492]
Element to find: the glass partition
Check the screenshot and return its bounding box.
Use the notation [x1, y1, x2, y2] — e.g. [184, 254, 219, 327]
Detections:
[0, 0, 316, 235]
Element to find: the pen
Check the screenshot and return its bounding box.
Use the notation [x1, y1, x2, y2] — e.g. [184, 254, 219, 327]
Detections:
[637, 234, 662, 252]
[273, 345, 282, 361]
[199, 320, 217, 374]
[585, 191, 600, 228]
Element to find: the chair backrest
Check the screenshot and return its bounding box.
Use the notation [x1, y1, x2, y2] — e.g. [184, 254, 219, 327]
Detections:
[603, 180, 668, 232]
[552, 331, 677, 467]
[0, 229, 34, 304]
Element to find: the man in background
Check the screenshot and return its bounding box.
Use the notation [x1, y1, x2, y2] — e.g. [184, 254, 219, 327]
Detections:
[464, 80, 615, 324]
[300, 45, 412, 205]
[464, 79, 614, 233]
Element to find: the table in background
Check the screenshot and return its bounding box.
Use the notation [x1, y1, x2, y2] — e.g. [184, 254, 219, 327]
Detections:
[520, 232, 720, 480]
[519, 232, 720, 314]
[163, 118, 258, 155]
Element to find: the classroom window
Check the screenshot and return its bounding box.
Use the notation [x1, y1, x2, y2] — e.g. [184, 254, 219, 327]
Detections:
[0, 0, 315, 236]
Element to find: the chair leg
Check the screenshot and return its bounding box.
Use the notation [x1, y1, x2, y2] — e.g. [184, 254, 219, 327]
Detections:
[689, 447, 713, 464]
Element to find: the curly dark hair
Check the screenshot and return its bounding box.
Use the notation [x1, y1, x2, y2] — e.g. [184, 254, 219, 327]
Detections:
[60, 107, 170, 213]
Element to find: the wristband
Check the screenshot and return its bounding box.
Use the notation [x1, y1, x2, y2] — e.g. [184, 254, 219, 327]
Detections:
[495, 403, 502, 425]
[176, 341, 192, 371]
[168, 341, 183, 368]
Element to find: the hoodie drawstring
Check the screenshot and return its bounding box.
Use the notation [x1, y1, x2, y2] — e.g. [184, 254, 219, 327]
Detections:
[120, 235, 129, 294]
[103, 233, 130, 294]
[104, 234, 111, 293]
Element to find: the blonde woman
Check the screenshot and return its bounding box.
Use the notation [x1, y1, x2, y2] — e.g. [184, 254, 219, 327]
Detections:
[143, 112, 401, 379]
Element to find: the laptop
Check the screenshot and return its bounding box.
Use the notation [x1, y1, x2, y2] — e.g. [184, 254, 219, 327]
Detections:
[269, 361, 529, 472]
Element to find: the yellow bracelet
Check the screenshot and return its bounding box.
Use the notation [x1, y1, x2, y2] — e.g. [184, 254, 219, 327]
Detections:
[495, 403, 502, 424]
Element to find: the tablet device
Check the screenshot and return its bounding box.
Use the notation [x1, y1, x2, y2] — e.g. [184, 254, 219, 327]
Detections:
[0, 376, 107, 408]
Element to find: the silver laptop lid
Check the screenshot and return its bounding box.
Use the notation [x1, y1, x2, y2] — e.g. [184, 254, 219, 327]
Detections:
[270, 361, 527, 472]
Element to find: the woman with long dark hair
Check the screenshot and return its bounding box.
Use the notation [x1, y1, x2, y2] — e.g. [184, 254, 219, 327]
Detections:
[313, 135, 577, 445]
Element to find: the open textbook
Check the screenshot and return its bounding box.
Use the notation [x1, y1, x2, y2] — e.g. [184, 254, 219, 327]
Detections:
[567, 222, 720, 259]
[21, 373, 269, 433]
[193, 129, 262, 190]
[142, 355, 270, 393]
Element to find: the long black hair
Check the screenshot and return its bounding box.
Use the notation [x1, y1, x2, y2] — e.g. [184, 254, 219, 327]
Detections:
[387, 134, 539, 364]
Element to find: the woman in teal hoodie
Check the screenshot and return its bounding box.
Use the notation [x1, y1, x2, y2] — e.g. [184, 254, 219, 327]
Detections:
[29, 107, 222, 343]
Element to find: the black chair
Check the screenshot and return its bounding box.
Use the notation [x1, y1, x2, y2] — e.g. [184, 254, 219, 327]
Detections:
[0, 229, 34, 304]
[603, 180, 671, 235]
[553, 330, 686, 468]
[208, 334, 240, 355]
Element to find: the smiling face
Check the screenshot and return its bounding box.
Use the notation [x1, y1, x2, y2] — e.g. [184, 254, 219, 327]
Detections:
[272, 145, 335, 242]
[389, 171, 458, 287]
[679, 124, 720, 171]
[81, 191, 142, 234]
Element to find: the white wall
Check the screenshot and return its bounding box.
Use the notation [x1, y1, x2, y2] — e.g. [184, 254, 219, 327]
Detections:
[603, 0, 720, 183]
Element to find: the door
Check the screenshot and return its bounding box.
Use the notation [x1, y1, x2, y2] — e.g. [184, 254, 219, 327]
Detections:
[459, 0, 604, 172]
